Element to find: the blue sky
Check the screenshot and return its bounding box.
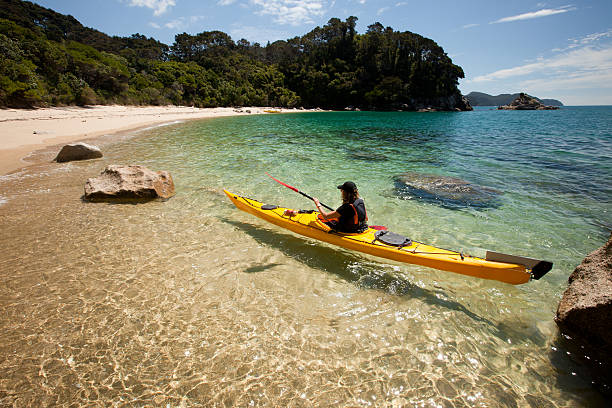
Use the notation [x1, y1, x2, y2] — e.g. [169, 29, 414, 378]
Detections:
[31, 0, 612, 105]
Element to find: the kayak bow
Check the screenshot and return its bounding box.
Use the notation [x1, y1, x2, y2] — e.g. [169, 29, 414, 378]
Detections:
[224, 190, 552, 285]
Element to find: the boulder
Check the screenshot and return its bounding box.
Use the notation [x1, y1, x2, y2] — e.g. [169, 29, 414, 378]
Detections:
[55, 142, 103, 162]
[498, 92, 560, 110]
[555, 233, 612, 369]
[84, 165, 175, 201]
[393, 172, 502, 209]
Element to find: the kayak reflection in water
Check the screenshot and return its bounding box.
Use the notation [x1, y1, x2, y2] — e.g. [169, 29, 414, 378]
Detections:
[286, 181, 369, 233]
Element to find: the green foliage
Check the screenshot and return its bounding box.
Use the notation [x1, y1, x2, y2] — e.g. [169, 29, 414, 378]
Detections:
[0, 30, 43, 107]
[0, 0, 466, 111]
[273, 17, 465, 109]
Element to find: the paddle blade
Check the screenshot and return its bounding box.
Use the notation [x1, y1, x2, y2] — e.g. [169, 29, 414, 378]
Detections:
[485, 251, 553, 280]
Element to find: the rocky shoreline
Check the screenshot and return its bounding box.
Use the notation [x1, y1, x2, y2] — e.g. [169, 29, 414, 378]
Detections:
[555, 233, 612, 392]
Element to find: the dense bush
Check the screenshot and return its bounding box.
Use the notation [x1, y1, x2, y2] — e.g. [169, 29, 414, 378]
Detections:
[0, 0, 465, 110]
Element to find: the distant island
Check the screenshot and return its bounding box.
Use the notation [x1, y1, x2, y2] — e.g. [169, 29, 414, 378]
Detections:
[466, 92, 563, 107]
[0, 0, 470, 111]
[497, 93, 560, 110]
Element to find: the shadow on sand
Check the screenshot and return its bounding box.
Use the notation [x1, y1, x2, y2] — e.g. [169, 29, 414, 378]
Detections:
[222, 217, 493, 325]
[223, 217, 611, 406]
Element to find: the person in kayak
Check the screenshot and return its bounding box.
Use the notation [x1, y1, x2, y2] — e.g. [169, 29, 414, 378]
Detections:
[313, 181, 368, 233]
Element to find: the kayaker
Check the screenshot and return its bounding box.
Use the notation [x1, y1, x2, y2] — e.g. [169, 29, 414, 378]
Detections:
[313, 181, 368, 233]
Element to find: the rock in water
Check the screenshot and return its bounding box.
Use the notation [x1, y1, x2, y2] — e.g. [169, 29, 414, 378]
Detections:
[498, 92, 560, 110]
[393, 172, 502, 209]
[348, 151, 389, 162]
[55, 142, 103, 162]
[555, 233, 612, 372]
[84, 165, 175, 201]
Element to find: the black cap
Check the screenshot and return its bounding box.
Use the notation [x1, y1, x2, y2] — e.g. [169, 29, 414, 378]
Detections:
[337, 181, 357, 193]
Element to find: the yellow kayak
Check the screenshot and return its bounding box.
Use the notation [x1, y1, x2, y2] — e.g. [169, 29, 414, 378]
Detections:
[224, 190, 552, 285]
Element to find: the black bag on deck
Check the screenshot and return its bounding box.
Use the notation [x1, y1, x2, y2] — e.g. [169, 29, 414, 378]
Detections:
[373, 230, 412, 248]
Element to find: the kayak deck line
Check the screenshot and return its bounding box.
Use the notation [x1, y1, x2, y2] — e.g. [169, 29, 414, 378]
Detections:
[224, 190, 552, 285]
[336, 231, 461, 257]
[243, 194, 457, 256]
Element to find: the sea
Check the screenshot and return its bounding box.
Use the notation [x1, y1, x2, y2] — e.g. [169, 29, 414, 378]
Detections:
[0, 106, 610, 407]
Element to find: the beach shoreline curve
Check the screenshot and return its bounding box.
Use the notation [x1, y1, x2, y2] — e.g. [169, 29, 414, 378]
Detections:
[0, 105, 315, 176]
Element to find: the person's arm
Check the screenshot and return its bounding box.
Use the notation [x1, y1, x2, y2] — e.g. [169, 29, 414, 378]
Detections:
[313, 198, 340, 220]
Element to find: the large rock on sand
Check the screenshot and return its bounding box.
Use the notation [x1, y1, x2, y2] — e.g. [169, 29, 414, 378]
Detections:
[55, 142, 103, 162]
[555, 233, 612, 372]
[84, 165, 175, 201]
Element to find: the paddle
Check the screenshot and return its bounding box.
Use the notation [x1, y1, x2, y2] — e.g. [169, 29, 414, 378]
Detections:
[265, 172, 335, 211]
[485, 251, 553, 280]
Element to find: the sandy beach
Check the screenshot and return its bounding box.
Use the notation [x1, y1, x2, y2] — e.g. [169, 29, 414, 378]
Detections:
[0, 105, 307, 175]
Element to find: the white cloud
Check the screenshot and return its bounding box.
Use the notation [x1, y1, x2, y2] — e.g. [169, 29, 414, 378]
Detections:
[250, 0, 326, 26]
[520, 69, 612, 92]
[571, 29, 612, 47]
[218, 0, 238, 5]
[552, 29, 612, 52]
[149, 22, 161, 28]
[162, 15, 206, 30]
[128, 0, 176, 16]
[462, 23, 479, 29]
[377, 2, 408, 16]
[466, 38, 612, 103]
[471, 62, 541, 82]
[470, 46, 612, 84]
[164, 18, 186, 30]
[491, 6, 575, 24]
[229, 24, 291, 44]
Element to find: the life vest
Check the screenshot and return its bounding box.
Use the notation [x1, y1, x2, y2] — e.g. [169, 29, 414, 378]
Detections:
[349, 199, 368, 225]
[340, 198, 367, 233]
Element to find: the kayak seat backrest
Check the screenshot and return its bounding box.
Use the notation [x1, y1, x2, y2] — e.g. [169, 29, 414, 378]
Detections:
[373, 230, 412, 248]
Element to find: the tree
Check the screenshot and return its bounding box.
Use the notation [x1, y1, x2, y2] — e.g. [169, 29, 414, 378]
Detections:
[0, 0, 467, 111]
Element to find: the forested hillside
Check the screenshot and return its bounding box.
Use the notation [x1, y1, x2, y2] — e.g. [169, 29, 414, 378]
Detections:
[0, 0, 470, 110]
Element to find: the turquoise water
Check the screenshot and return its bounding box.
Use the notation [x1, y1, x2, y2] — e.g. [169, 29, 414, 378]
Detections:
[0, 107, 610, 406]
[137, 107, 611, 276]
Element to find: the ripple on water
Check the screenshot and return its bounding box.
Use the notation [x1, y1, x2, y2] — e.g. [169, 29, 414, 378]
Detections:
[0, 110, 610, 406]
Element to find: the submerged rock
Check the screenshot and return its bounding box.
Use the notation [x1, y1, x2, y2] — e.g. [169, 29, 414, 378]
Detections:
[55, 142, 103, 162]
[555, 233, 612, 375]
[393, 172, 502, 209]
[84, 165, 175, 201]
[348, 151, 388, 162]
[498, 93, 560, 110]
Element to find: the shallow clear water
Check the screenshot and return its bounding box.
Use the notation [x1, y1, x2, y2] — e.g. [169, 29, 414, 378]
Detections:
[0, 107, 610, 406]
